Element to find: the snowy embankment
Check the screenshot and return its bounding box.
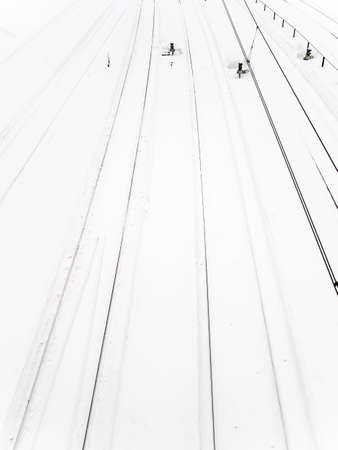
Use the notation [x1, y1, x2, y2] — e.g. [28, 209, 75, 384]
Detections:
[1, 0, 338, 449]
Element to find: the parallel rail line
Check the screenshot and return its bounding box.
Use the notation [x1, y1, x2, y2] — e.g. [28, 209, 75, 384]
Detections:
[241, 0, 338, 172]
[252, 0, 338, 71]
[81, 1, 156, 447]
[179, 1, 217, 448]
[7, 3, 145, 448]
[220, 0, 338, 295]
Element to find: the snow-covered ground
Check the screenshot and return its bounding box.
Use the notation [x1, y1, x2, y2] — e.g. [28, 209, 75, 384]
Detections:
[1, 0, 338, 449]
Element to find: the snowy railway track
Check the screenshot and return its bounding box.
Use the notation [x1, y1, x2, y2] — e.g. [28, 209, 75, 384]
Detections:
[4, 1, 146, 448]
[0, 0, 82, 66]
[174, 0, 338, 447]
[4, 0, 338, 448]
[81, 2, 156, 447]
[294, 0, 338, 28]
[179, 0, 217, 450]
[241, 0, 338, 172]
[182, 0, 338, 446]
[219, 0, 338, 295]
[312, 158, 338, 210]
[0, 8, 128, 207]
[180, 1, 301, 447]
[279, 0, 338, 39]
[0, 0, 119, 149]
[247, 0, 338, 70]
[178, 2, 217, 449]
[186, 1, 291, 448]
[185, 0, 337, 449]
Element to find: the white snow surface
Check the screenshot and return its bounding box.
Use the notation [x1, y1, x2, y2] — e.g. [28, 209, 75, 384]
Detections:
[0, 0, 338, 449]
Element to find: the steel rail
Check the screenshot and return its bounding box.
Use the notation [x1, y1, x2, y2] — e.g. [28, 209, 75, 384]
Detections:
[251, 0, 338, 71]
[0, 0, 119, 154]
[8, 4, 145, 449]
[81, 1, 156, 447]
[220, 0, 338, 294]
[178, 1, 217, 449]
[241, 0, 338, 172]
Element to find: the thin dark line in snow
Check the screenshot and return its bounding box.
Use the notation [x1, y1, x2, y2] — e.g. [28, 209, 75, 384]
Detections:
[195, 2, 293, 448]
[220, 0, 338, 296]
[241, 0, 338, 172]
[81, 1, 156, 448]
[7, 4, 142, 449]
[29, 239, 100, 450]
[296, 0, 338, 28]
[310, 156, 338, 210]
[0, 27, 15, 38]
[0, 7, 127, 207]
[179, 1, 217, 449]
[0, 0, 82, 65]
[247, 0, 338, 72]
[0, 0, 121, 157]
